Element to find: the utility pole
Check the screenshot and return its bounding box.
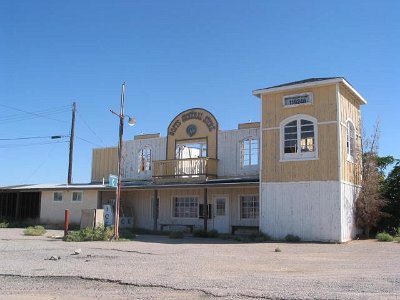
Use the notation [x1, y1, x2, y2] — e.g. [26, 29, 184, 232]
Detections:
[68, 102, 76, 185]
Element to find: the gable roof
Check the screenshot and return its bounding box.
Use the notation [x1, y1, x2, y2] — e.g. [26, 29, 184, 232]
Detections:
[253, 77, 367, 104]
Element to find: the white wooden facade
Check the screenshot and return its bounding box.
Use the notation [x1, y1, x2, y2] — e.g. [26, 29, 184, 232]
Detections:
[5, 77, 367, 242]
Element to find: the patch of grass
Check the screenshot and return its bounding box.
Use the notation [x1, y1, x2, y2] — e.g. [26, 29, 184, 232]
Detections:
[376, 232, 394, 242]
[169, 231, 184, 239]
[64, 226, 114, 242]
[0, 221, 9, 228]
[285, 234, 301, 243]
[23, 225, 46, 236]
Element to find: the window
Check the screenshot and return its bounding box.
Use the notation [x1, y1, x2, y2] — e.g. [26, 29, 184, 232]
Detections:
[240, 195, 259, 219]
[72, 191, 83, 202]
[138, 147, 151, 173]
[53, 192, 63, 202]
[215, 198, 226, 216]
[175, 141, 207, 159]
[173, 196, 198, 218]
[347, 120, 356, 161]
[241, 138, 259, 166]
[281, 115, 317, 160]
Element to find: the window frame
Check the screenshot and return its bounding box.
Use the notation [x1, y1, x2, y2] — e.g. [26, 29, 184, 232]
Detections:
[280, 114, 318, 161]
[346, 119, 356, 162]
[71, 191, 83, 202]
[239, 194, 259, 220]
[240, 137, 259, 167]
[138, 146, 152, 173]
[172, 196, 199, 219]
[53, 191, 63, 202]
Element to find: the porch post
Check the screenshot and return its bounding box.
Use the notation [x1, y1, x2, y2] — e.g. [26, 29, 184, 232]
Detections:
[153, 189, 158, 231]
[204, 188, 208, 232]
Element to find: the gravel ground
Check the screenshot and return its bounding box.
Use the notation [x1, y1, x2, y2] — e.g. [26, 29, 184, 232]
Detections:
[0, 228, 399, 300]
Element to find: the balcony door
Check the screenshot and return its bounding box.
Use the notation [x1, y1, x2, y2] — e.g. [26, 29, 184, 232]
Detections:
[175, 140, 207, 177]
[175, 140, 207, 159]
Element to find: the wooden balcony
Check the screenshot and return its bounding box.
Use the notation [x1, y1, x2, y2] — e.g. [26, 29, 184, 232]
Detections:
[153, 158, 217, 181]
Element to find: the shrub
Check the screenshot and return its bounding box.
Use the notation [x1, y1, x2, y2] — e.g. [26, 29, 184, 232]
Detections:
[285, 234, 301, 243]
[376, 232, 394, 242]
[64, 226, 114, 242]
[23, 225, 46, 236]
[169, 231, 184, 239]
[0, 221, 9, 228]
[250, 231, 271, 243]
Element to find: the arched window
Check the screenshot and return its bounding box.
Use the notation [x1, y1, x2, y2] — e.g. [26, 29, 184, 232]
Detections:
[280, 115, 318, 161]
[240, 138, 259, 167]
[347, 120, 356, 161]
[138, 147, 151, 173]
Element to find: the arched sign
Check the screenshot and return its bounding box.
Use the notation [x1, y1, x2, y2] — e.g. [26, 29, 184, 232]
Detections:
[166, 108, 218, 160]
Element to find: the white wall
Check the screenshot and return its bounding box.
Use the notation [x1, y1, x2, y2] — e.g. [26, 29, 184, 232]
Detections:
[40, 190, 98, 225]
[341, 182, 360, 242]
[217, 128, 260, 178]
[260, 181, 342, 242]
[122, 137, 167, 180]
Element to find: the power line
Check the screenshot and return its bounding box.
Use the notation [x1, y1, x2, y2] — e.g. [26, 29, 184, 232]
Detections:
[76, 110, 107, 146]
[0, 104, 69, 124]
[76, 136, 102, 147]
[0, 135, 69, 141]
[0, 141, 68, 149]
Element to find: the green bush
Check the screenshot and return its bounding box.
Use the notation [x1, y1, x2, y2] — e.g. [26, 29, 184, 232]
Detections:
[250, 231, 271, 243]
[23, 225, 46, 236]
[376, 232, 394, 242]
[64, 226, 114, 242]
[169, 231, 184, 239]
[285, 234, 301, 243]
[0, 221, 9, 228]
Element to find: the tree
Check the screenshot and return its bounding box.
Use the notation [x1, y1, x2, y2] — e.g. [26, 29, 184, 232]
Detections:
[379, 162, 400, 234]
[354, 121, 387, 237]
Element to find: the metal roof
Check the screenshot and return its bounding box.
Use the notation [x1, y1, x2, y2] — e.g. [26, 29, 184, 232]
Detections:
[0, 177, 259, 192]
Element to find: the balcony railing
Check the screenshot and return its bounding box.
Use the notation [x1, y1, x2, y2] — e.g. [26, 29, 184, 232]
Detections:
[153, 158, 217, 180]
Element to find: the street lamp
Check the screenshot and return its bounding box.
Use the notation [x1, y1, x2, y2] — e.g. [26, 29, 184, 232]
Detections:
[110, 82, 135, 240]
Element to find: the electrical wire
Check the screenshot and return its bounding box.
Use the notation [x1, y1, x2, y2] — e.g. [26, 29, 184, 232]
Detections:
[0, 135, 68, 141]
[0, 141, 68, 149]
[0, 104, 69, 124]
[76, 136, 102, 147]
[76, 110, 107, 146]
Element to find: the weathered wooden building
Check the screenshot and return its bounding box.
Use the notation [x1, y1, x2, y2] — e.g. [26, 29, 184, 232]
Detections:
[0, 77, 366, 242]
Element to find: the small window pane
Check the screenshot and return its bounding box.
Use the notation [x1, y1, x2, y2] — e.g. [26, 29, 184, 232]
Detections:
[53, 192, 63, 201]
[216, 198, 225, 216]
[72, 192, 82, 202]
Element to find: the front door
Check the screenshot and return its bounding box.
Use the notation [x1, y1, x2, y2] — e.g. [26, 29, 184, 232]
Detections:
[212, 195, 229, 233]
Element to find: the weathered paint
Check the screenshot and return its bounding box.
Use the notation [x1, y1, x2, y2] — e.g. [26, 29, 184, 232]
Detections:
[40, 190, 98, 225]
[217, 128, 259, 178]
[260, 181, 342, 242]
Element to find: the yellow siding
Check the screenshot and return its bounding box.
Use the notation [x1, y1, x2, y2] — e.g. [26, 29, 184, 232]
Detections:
[262, 85, 338, 128]
[262, 124, 338, 182]
[339, 84, 362, 185]
[91, 147, 118, 183]
[166, 109, 218, 160]
[261, 84, 339, 183]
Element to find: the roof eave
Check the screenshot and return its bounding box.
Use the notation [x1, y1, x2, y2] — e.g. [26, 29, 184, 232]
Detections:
[252, 78, 366, 105]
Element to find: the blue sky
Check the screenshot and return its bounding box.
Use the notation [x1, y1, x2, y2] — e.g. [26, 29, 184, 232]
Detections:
[1, 1, 399, 186]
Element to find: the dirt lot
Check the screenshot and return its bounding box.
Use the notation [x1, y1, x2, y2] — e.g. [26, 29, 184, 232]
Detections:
[0, 228, 399, 300]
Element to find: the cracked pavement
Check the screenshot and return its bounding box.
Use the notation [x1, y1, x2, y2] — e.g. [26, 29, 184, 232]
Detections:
[0, 228, 399, 299]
